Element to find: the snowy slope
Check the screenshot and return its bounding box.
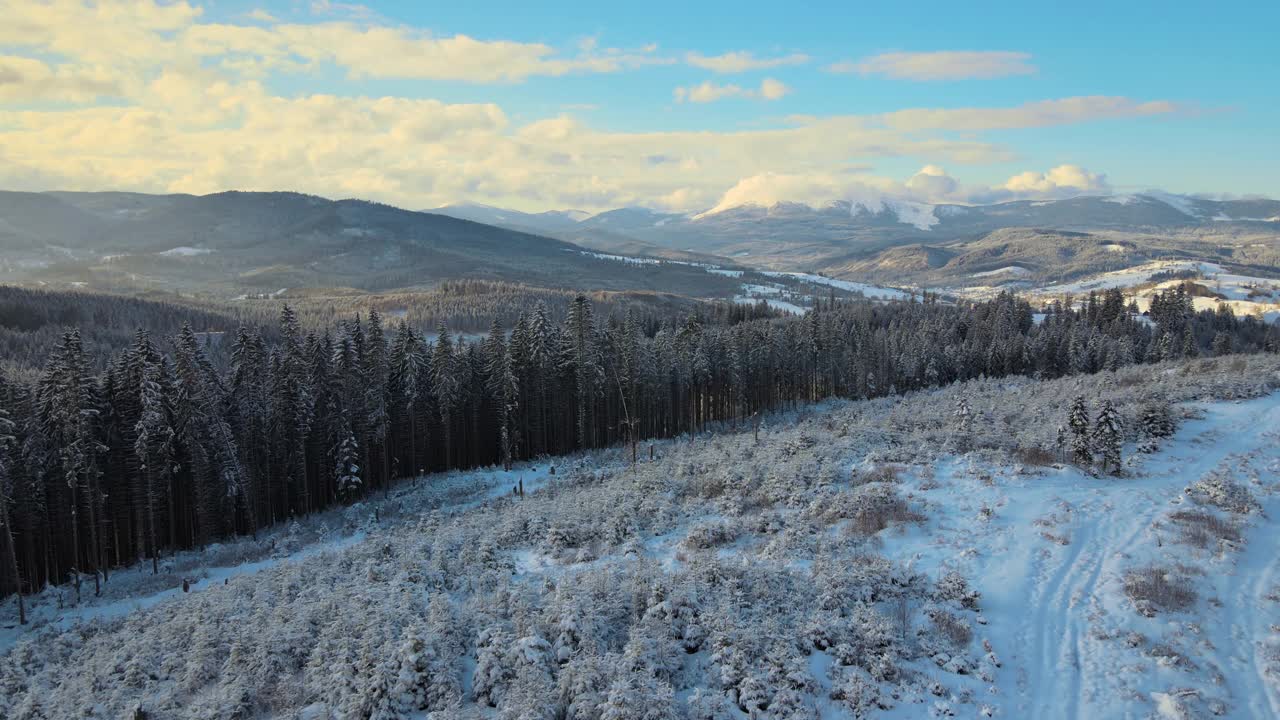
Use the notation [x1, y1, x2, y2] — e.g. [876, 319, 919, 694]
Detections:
[1035, 260, 1280, 321]
[0, 460, 557, 653]
[3, 356, 1279, 719]
[881, 393, 1280, 718]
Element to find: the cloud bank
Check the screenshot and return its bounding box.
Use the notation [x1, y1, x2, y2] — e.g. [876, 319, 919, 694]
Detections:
[674, 78, 790, 103]
[702, 164, 1113, 215]
[0, 1, 1180, 213]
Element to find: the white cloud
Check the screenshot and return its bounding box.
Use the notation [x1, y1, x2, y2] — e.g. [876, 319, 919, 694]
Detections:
[674, 78, 791, 103]
[0, 55, 124, 102]
[0, 0, 668, 86]
[877, 96, 1180, 131]
[0, 1, 1183, 214]
[834, 51, 1036, 81]
[904, 164, 959, 197]
[759, 78, 790, 100]
[1002, 164, 1110, 198]
[685, 51, 809, 73]
[702, 163, 1116, 215]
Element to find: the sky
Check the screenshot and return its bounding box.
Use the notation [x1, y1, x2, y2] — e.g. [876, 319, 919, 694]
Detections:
[0, 0, 1276, 213]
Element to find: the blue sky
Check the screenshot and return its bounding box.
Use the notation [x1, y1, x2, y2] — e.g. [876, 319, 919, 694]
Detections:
[0, 0, 1275, 210]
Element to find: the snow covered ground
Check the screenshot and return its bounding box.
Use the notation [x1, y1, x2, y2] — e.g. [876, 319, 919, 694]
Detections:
[573, 247, 915, 311]
[955, 260, 1280, 322]
[0, 459, 559, 654]
[758, 271, 915, 301]
[944, 259, 1280, 322]
[157, 246, 215, 257]
[882, 392, 1280, 718]
[3, 355, 1279, 719]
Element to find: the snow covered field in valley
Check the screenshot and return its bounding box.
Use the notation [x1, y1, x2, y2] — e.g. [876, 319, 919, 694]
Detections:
[1037, 261, 1280, 322]
[576, 248, 915, 313]
[2, 356, 1279, 719]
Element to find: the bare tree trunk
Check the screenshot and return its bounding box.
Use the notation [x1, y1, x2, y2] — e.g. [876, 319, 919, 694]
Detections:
[0, 498, 26, 624]
[68, 473, 81, 605]
[146, 467, 159, 575]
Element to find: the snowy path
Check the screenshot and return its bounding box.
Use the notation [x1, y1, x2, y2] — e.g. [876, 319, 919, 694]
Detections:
[889, 393, 1280, 719]
[1211, 430, 1280, 719]
[1223, 514, 1280, 718]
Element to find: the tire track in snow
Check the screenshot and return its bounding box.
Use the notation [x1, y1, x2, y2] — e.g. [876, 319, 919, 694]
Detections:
[1207, 417, 1280, 717]
[1238, 546, 1280, 717]
[1028, 490, 1162, 719]
[988, 395, 1280, 719]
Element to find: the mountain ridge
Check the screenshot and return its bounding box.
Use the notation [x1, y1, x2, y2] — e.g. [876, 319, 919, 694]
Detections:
[0, 190, 744, 298]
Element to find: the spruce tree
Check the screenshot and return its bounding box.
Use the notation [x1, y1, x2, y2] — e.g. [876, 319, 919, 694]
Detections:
[1138, 397, 1174, 453]
[432, 325, 460, 469]
[1068, 395, 1092, 466]
[334, 422, 361, 502]
[1093, 399, 1123, 475]
[36, 330, 104, 601]
[0, 398, 24, 623]
[133, 341, 174, 573]
[566, 295, 599, 449]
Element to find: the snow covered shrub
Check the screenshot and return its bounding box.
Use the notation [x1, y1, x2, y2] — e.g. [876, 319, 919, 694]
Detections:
[760, 460, 825, 507]
[277, 519, 305, 557]
[641, 587, 706, 653]
[836, 604, 899, 669]
[682, 520, 739, 551]
[686, 687, 737, 720]
[383, 623, 435, 714]
[1013, 445, 1057, 466]
[682, 467, 728, 499]
[597, 671, 676, 720]
[832, 665, 891, 717]
[820, 483, 924, 536]
[854, 463, 902, 485]
[1187, 471, 1258, 513]
[927, 610, 973, 651]
[933, 571, 981, 611]
[619, 621, 682, 684]
[783, 434, 816, 457]
[1124, 566, 1197, 616]
[556, 653, 609, 720]
[472, 627, 516, 706]
[545, 524, 579, 552]
[1168, 509, 1241, 549]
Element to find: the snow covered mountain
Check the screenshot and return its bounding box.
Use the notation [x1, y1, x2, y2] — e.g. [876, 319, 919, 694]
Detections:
[432, 193, 1280, 270]
[428, 202, 593, 232]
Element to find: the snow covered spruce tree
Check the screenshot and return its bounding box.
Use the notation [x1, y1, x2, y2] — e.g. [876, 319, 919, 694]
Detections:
[1068, 395, 1092, 467]
[132, 331, 175, 574]
[1092, 399, 1123, 475]
[1138, 396, 1175, 453]
[334, 423, 361, 502]
[35, 329, 105, 601]
[953, 395, 973, 451]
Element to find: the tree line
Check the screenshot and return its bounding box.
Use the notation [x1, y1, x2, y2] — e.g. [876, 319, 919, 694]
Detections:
[0, 284, 1276, 614]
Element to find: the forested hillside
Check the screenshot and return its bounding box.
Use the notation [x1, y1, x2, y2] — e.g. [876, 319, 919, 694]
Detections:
[0, 283, 1276, 608]
[0, 191, 746, 298]
[0, 282, 771, 380]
